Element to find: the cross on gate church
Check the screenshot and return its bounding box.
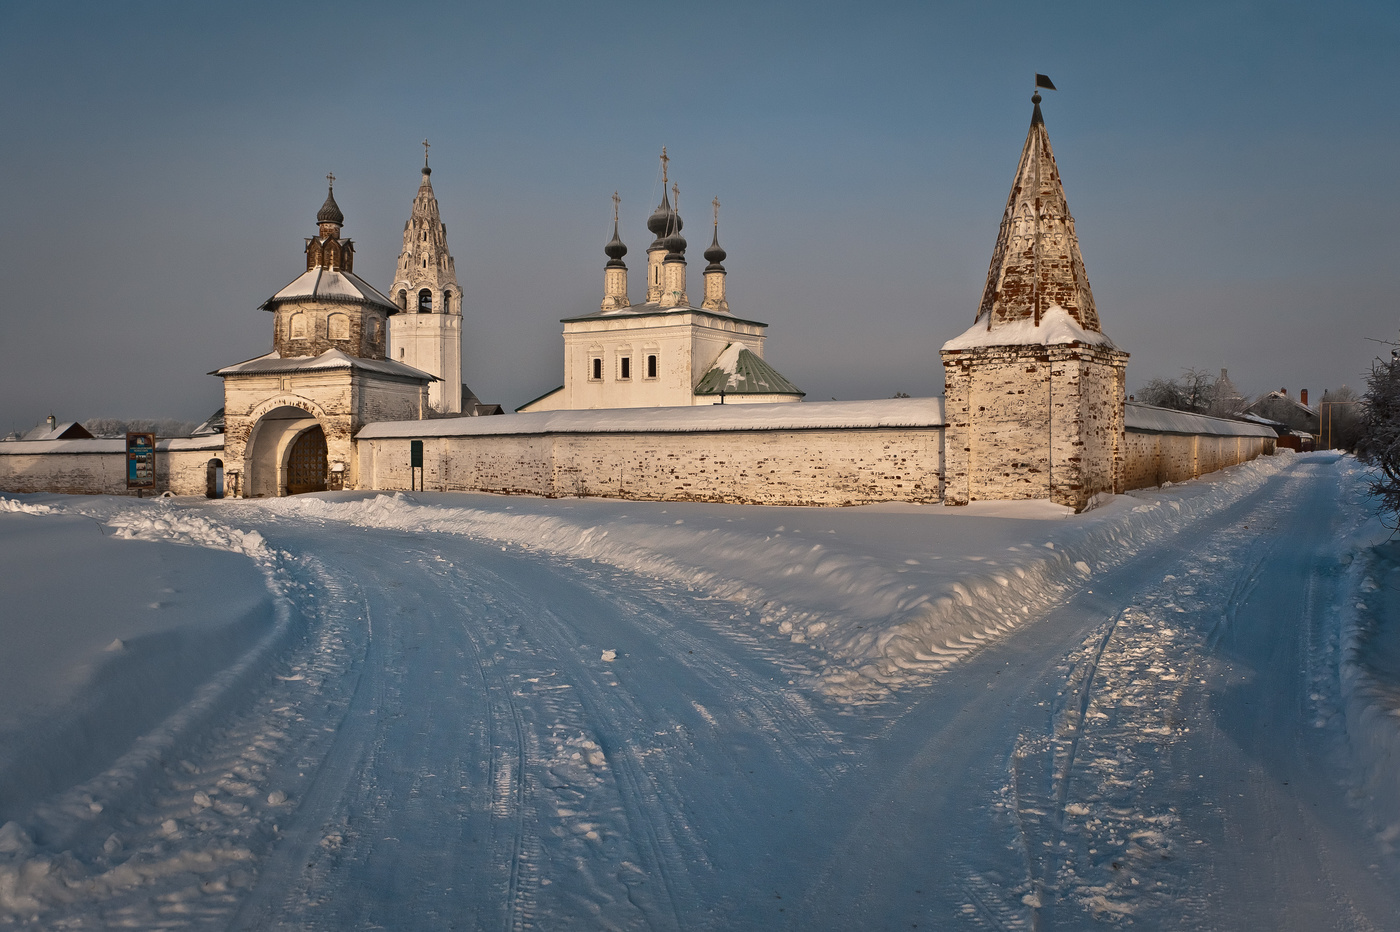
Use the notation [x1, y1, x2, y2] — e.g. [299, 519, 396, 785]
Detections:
[1, 90, 1277, 509]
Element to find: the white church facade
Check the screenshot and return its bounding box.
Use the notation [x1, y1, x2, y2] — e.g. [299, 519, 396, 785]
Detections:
[0, 95, 1276, 510]
[519, 154, 803, 412]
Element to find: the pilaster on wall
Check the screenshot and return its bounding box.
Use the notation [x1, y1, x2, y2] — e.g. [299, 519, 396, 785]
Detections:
[941, 342, 1127, 511]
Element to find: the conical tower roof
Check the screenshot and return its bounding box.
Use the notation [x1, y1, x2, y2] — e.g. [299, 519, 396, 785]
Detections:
[974, 93, 1100, 333]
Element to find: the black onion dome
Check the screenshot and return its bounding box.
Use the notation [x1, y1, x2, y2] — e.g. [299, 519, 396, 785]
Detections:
[664, 229, 687, 259]
[704, 228, 726, 267]
[647, 190, 683, 242]
[605, 221, 627, 267]
[317, 186, 344, 224]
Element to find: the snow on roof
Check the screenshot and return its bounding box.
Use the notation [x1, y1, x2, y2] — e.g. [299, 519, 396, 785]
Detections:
[0, 435, 224, 455]
[1125, 402, 1276, 438]
[693, 343, 804, 397]
[212, 350, 436, 382]
[941, 304, 1116, 352]
[19, 421, 94, 442]
[260, 268, 399, 312]
[359, 397, 945, 440]
[563, 301, 766, 328]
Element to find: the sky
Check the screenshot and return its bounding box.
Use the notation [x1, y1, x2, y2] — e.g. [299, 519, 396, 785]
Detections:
[1, 0, 1396, 431]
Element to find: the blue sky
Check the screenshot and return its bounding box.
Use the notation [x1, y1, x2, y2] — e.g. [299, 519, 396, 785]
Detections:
[1, 0, 1395, 429]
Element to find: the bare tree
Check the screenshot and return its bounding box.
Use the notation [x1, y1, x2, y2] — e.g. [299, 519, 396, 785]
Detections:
[1135, 368, 1220, 414]
[1357, 354, 1400, 524]
[1320, 385, 1364, 451]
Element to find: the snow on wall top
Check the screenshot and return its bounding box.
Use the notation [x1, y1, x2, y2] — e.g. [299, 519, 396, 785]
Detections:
[358, 397, 945, 439]
[1125, 403, 1275, 438]
[0, 435, 226, 455]
[941, 304, 1116, 351]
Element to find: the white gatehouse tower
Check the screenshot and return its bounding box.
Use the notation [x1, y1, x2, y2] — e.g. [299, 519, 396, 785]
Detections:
[389, 142, 463, 414]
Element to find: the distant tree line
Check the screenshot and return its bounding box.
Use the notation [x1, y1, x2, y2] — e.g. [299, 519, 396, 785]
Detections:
[1133, 368, 1247, 419]
[1134, 367, 1364, 451]
[82, 417, 200, 439]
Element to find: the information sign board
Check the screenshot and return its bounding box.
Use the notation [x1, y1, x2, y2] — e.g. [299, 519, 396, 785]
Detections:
[126, 432, 156, 490]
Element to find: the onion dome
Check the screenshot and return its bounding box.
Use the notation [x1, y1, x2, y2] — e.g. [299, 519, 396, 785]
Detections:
[663, 228, 687, 260]
[647, 190, 683, 245]
[704, 226, 726, 270]
[317, 183, 344, 225]
[604, 220, 628, 268]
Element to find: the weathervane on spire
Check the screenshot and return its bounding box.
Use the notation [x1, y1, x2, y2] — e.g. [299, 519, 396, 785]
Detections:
[660, 147, 669, 185]
[1033, 73, 1055, 103]
[422, 139, 431, 167]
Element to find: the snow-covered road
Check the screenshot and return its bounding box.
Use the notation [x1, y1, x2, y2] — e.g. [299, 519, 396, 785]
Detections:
[3, 453, 1399, 929]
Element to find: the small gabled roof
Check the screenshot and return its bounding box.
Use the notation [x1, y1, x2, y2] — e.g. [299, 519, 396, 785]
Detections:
[260, 267, 399, 313]
[211, 349, 436, 382]
[20, 421, 95, 441]
[693, 343, 804, 397]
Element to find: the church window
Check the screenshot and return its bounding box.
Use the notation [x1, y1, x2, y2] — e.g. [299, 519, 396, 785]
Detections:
[590, 357, 602, 381]
[619, 356, 632, 380]
[646, 354, 658, 379]
[397, 290, 407, 310]
[418, 289, 432, 313]
[328, 313, 349, 341]
[289, 313, 307, 339]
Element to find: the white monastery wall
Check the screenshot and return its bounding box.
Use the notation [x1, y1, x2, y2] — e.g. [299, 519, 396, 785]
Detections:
[0, 438, 226, 496]
[1121, 404, 1276, 489]
[356, 399, 945, 506]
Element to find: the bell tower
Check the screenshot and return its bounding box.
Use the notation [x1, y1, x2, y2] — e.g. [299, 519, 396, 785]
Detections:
[389, 140, 464, 414]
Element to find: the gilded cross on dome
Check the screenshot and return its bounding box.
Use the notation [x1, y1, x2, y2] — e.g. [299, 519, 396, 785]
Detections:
[326, 172, 335, 188]
[422, 139, 430, 166]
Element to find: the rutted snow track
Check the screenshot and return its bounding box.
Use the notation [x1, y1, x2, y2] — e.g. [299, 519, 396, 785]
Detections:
[3, 454, 1399, 929]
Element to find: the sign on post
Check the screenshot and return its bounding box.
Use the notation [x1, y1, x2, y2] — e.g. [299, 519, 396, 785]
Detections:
[126, 432, 156, 491]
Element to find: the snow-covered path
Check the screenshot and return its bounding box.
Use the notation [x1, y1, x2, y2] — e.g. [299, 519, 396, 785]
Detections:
[3, 453, 1399, 929]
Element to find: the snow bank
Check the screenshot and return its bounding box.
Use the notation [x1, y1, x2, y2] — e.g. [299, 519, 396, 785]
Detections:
[1336, 461, 1400, 849]
[251, 453, 1290, 702]
[0, 494, 299, 897]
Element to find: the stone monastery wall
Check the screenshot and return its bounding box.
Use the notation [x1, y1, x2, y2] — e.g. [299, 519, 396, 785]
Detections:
[356, 399, 946, 507]
[0, 438, 226, 497]
[0, 401, 1276, 507]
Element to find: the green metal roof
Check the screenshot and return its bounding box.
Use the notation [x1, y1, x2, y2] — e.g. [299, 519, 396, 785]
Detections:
[694, 344, 804, 397]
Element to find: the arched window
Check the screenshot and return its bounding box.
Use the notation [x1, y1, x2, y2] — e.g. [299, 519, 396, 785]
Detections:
[418, 289, 432, 313]
[328, 313, 349, 340]
[441, 292, 452, 314]
[289, 312, 307, 339]
[397, 290, 408, 310]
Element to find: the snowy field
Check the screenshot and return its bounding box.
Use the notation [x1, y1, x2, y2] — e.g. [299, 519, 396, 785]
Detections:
[2, 452, 1399, 929]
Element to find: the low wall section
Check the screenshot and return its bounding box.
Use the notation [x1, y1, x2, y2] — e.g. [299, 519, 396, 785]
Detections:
[0, 437, 226, 496]
[1122, 403, 1276, 489]
[356, 399, 947, 506]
